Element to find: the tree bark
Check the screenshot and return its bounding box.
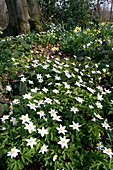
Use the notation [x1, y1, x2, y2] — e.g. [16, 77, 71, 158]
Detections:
[2, 0, 43, 36]
[17, 0, 30, 34]
[96, 0, 101, 22]
[4, 0, 18, 36]
[109, 0, 113, 21]
[27, 0, 44, 32]
[0, 0, 8, 28]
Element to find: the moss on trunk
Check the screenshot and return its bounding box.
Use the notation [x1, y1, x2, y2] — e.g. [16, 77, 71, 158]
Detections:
[2, 0, 43, 37]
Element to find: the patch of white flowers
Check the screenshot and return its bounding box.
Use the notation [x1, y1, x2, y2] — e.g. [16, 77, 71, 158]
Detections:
[2, 50, 113, 166]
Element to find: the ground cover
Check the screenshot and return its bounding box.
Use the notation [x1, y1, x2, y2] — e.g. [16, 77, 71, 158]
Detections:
[0, 23, 113, 170]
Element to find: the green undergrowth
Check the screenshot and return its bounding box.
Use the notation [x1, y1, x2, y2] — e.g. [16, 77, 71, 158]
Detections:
[0, 23, 113, 170]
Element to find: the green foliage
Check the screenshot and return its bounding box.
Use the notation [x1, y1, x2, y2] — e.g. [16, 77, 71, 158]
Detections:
[0, 23, 113, 170]
[39, 22, 113, 62]
[39, 0, 96, 29]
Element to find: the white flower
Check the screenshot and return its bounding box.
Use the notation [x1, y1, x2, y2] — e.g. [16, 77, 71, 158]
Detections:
[20, 77, 26, 82]
[111, 100, 113, 104]
[56, 124, 67, 135]
[36, 99, 44, 107]
[102, 68, 107, 73]
[20, 114, 31, 124]
[12, 57, 15, 61]
[48, 82, 52, 86]
[55, 75, 61, 80]
[39, 144, 48, 154]
[39, 78, 43, 83]
[58, 136, 70, 148]
[32, 63, 37, 68]
[96, 86, 103, 92]
[25, 65, 30, 68]
[69, 121, 81, 131]
[32, 59, 38, 63]
[7, 147, 20, 158]
[56, 82, 62, 87]
[24, 122, 36, 133]
[95, 101, 103, 109]
[42, 87, 48, 93]
[10, 117, 18, 125]
[96, 142, 104, 150]
[63, 82, 70, 89]
[103, 148, 113, 158]
[105, 89, 111, 94]
[94, 113, 103, 120]
[12, 99, 20, 104]
[101, 120, 110, 130]
[53, 155, 57, 161]
[36, 74, 43, 79]
[87, 43, 91, 47]
[1, 115, 10, 123]
[85, 65, 89, 68]
[97, 93, 103, 101]
[75, 81, 81, 87]
[74, 68, 79, 72]
[89, 105, 94, 109]
[53, 89, 59, 94]
[27, 102, 37, 111]
[6, 85, 12, 91]
[28, 80, 34, 84]
[91, 70, 96, 74]
[96, 70, 101, 74]
[49, 109, 58, 117]
[52, 114, 62, 122]
[75, 97, 84, 104]
[45, 74, 51, 78]
[23, 93, 32, 99]
[81, 69, 84, 73]
[37, 110, 45, 118]
[52, 67, 60, 73]
[72, 73, 75, 78]
[78, 76, 83, 83]
[26, 137, 37, 148]
[70, 106, 79, 114]
[43, 64, 49, 69]
[53, 99, 60, 104]
[65, 72, 72, 78]
[38, 127, 49, 137]
[65, 90, 72, 94]
[44, 97, 52, 104]
[87, 87, 96, 94]
[31, 87, 38, 92]
[92, 117, 96, 122]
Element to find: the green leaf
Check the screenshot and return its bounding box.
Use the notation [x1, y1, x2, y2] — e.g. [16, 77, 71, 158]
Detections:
[21, 156, 25, 164]
[23, 154, 32, 163]
[17, 160, 24, 169]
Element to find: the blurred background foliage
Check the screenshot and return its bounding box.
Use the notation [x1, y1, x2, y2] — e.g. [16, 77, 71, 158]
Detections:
[39, 0, 93, 29]
[38, 0, 113, 29]
[0, 0, 113, 30]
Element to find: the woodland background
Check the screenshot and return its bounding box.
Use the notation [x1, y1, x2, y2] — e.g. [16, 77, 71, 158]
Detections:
[0, 0, 113, 30]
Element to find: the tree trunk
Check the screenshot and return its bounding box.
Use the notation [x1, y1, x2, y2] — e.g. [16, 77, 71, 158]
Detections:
[2, 0, 43, 36]
[27, 0, 44, 32]
[0, 0, 8, 28]
[4, 0, 18, 36]
[17, 0, 30, 34]
[96, 0, 101, 22]
[109, 0, 113, 21]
